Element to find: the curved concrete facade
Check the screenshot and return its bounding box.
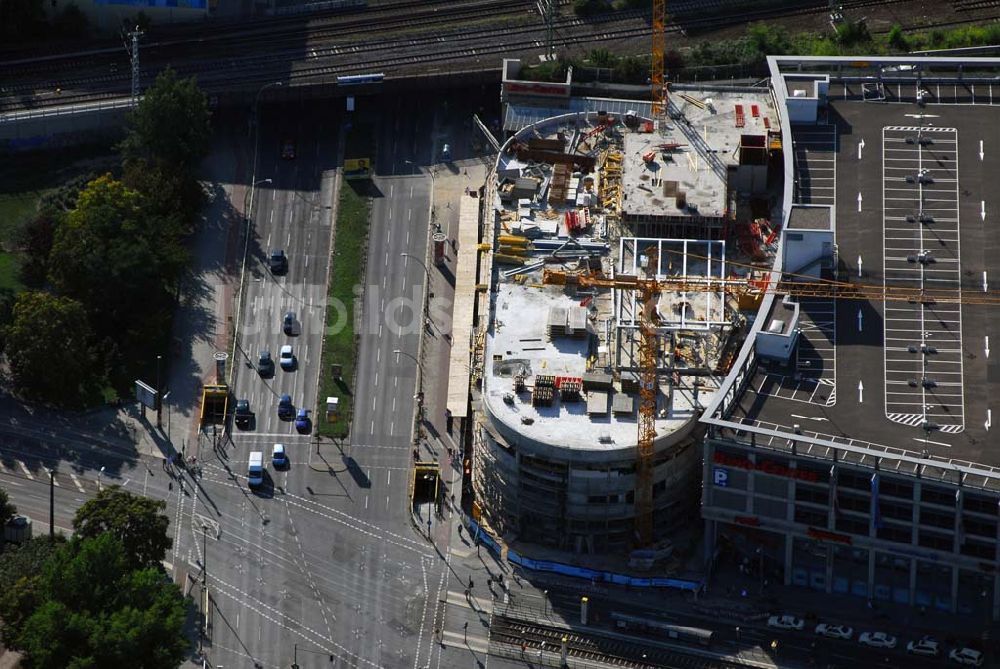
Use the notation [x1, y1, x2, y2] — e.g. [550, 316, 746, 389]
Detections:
[472, 109, 707, 554]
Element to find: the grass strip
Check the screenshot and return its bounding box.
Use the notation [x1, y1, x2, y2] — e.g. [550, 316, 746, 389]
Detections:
[318, 121, 375, 438]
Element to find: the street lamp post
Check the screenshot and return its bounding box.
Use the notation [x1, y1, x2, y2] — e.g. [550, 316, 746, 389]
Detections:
[46, 468, 54, 539]
[400, 251, 432, 283]
[156, 354, 162, 428]
[162, 390, 171, 443]
[98, 466, 106, 491]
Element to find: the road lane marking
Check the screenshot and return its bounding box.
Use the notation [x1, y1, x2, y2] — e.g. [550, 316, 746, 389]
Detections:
[387, 470, 391, 486]
[51, 474, 60, 487]
[70, 473, 85, 492]
[18, 461, 33, 479]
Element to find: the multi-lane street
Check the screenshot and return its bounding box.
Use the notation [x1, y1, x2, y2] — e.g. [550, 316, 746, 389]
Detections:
[196, 95, 449, 668]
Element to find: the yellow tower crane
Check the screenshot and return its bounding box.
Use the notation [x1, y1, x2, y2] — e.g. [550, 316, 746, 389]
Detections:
[543, 267, 1000, 547]
[651, 0, 666, 117]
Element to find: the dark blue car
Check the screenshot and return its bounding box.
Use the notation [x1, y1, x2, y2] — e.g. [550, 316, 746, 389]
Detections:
[277, 394, 294, 420]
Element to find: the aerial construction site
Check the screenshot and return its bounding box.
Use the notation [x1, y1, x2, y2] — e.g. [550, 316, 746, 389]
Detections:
[471, 61, 784, 559]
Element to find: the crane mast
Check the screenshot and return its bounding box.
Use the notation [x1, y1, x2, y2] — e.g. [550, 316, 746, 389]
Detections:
[651, 0, 666, 117]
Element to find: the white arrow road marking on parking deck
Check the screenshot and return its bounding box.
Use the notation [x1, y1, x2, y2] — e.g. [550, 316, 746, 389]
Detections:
[790, 414, 829, 422]
[857, 192, 863, 212]
[981, 140, 985, 161]
[986, 336, 991, 359]
[858, 139, 865, 160]
[857, 308, 863, 332]
[987, 410, 992, 431]
[984, 271, 989, 293]
[858, 255, 863, 277]
[858, 381, 864, 404]
[982, 201, 986, 221]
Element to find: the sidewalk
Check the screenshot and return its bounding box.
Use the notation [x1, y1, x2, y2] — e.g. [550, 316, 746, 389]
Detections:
[418, 160, 487, 534]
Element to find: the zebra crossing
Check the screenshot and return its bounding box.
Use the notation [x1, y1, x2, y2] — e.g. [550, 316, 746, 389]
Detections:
[0, 458, 91, 492]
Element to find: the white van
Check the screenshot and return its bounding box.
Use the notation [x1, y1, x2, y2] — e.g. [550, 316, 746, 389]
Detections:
[248, 451, 265, 488]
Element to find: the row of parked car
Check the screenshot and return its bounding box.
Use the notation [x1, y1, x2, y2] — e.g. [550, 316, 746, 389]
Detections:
[766, 615, 984, 666]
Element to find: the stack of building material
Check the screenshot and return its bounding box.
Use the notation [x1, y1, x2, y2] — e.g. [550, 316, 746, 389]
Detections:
[547, 306, 589, 339]
[532, 374, 556, 407]
[557, 377, 583, 402]
[550, 163, 570, 204]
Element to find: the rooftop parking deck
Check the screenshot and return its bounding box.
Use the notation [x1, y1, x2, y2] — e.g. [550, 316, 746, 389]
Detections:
[725, 94, 1000, 473]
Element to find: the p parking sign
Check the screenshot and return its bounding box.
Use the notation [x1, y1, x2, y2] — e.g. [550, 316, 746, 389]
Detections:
[713, 467, 729, 487]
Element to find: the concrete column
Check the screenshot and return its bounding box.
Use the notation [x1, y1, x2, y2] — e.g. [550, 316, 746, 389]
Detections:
[911, 481, 922, 606]
[825, 546, 834, 595]
[993, 572, 1000, 622]
[951, 566, 960, 614]
[784, 534, 794, 586]
[867, 550, 876, 602]
[704, 519, 716, 572]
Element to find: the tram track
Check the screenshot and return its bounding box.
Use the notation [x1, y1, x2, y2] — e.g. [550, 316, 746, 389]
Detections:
[489, 615, 746, 669]
[2, 0, 998, 113]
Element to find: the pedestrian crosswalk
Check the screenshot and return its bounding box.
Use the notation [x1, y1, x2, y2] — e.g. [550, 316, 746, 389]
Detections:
[0, 458, 95, 492]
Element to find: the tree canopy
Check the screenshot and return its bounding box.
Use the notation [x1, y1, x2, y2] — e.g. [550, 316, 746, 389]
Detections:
[120, 67, 212, 173]
[3, 534, 188, 669]
[3, 291, 92, 404]
[0, 486, 16, 528]
[72, 486, 172, 571]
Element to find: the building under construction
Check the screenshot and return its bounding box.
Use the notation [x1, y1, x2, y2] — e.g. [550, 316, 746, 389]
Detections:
[470, 61, 783, 555]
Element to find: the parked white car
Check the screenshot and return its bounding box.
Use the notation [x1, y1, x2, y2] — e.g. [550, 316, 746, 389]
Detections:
[906, 636, 940, 657]
[767, 615, 804, 631]
[859, 631, 896, 649]
[815, 623, 853, 640]
[949, 647, 984, 667]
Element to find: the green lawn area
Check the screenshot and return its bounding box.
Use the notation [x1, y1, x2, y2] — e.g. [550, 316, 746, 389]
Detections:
[318, 120, 375, 438]
[0, 252, 23, 294]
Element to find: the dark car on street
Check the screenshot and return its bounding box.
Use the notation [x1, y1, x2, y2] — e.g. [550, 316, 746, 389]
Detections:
[277, 394, 294, 420]
[295, 408, 310, 434]
[283, 311, 296, 336]
[269, 249, 287, 274]
[258, 350, 274, 377]
[234, 399, 253, 429]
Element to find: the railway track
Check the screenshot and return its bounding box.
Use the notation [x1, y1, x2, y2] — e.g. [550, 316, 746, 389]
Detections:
[489, 615, 744, 669]
[2, 0, 998, 113]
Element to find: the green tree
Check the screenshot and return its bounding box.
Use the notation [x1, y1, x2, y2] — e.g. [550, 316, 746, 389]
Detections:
[47, 174, 180, 389]
[834, 18, 871, 47]
[747, 22, 791, 57]
[72, 486, 172, 570]
[614, 54, 645, 83]
[17, 207, 61, 288]
[10, 534, 187, 669]
[0, 536, 63, 653]
[0, 486, 16, 528]
[4, 291, 92, 404]
[887, 24, 909, 52]
[589, 48, 616, 69]
[119, 67, 211, 173]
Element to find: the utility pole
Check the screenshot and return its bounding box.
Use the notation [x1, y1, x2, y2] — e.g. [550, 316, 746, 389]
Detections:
[46, 469, 54, 539]
[123, 25, 143, 104]
[202, 525, 209, 585]
[537, 0, 555, 61]
[156, 355, 163, 429]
